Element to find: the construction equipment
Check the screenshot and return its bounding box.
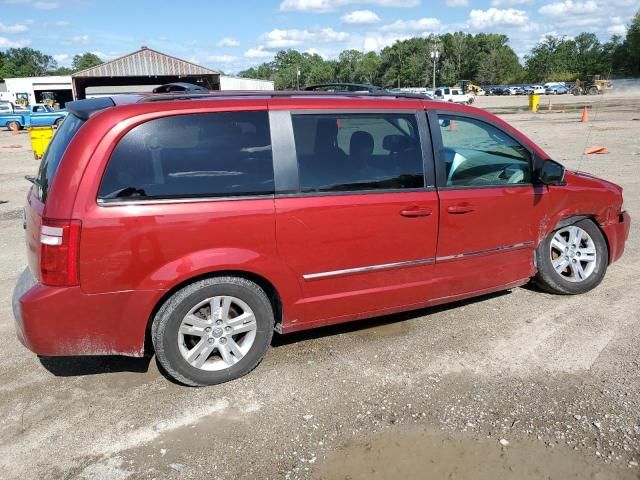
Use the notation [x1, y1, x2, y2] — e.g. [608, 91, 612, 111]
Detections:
[571, 75, 611, 96]
[41, 92, 56, 108]
[455, 80, 485, 95]
[15, 92, 29, 107]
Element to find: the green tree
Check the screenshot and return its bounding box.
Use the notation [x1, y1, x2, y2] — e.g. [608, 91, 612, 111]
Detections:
[622, 9, 640, 76]
[71, 52, 103, 72]
[0, 48, 56, 79]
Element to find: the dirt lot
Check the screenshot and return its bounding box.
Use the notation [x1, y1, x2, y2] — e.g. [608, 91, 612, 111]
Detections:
[0, 94, 639, 480]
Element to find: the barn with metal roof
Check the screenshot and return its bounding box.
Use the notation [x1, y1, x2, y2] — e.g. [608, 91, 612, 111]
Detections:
[72, 46, 272, 99]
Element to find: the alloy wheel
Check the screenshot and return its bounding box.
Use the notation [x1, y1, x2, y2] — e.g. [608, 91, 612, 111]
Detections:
[549, 225, 597, 283]
[177, 295, 257, 371]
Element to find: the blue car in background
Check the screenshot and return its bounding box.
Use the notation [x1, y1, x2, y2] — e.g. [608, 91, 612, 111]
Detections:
[0, 103, 68, 130]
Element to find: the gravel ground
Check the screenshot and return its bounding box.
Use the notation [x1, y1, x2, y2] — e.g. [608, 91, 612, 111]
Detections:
[0, 93, 638, 480]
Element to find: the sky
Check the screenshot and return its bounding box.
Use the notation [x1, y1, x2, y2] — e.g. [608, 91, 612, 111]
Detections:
[0, 0, 637, 74]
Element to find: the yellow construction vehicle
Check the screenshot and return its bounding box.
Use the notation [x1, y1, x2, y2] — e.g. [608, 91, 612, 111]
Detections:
[455, 80, 485, 95]
[15, 92, 29, 107]
[41, 92, 56, 108]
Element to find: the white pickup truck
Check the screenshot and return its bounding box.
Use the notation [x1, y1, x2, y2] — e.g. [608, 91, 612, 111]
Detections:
[434, 87, 474, 104]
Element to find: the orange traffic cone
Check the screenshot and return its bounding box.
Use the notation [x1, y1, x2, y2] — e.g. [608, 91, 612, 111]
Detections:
[450, 120, 456, 132]
[580, 106, 589, 123]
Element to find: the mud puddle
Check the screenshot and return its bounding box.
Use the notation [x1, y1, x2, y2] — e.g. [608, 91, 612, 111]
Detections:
[313, 429, 639, 480]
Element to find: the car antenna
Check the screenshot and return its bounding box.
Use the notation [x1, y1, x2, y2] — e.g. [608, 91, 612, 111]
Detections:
[574, 69, 611, 174]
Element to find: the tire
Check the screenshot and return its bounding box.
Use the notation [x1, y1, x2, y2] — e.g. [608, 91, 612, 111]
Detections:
[534, 219, 608, 295]
[152, 276, 274, 386]
[7, 121, 20, 131]
[54, 118, 63, 128]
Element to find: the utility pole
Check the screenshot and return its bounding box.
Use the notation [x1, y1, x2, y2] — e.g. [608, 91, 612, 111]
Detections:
[296, 69, 301, 90]
[430, 36, 439, 90]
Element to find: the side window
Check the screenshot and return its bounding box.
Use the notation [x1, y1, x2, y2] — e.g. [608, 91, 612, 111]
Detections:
[291, 113, 424, 193]
[98, 111, 273, 201]
[437, 114, 532, 187]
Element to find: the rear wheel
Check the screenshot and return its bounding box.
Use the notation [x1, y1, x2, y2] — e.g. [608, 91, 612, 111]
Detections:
[152, 277, 274, 386]
[54, 118, 63, 128]
[534, 219, 608, 295]
[7, 121, 20, 131]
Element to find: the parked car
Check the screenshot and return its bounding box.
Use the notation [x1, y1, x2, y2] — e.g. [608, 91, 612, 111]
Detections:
[545, 85, 569, 95]
[526, 85, 545, 95]
[152, 82, 208, 93]
[0, 103, 68, 130]
[500, 87, 516, 95]
[13, 90, 630, 386]
[434, 87, 474, 104]
[514, 86, 528, 95]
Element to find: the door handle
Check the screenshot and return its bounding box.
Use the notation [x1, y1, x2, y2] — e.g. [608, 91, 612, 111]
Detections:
[447, 204, 474, 214]
[400, 206, 433, 217]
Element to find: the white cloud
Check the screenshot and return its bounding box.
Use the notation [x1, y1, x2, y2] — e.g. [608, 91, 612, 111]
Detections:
[53, 53, 70, 66]
[538, 0, 597, 16]
[607, 24, 627, 35]
[72, 34, 90, 44]
[0, 36, 31, 47]
[468, 8, 528, 29]
[279, 0, 419, 13]
[216, 37, 240, 47]
[206, 55, 239, 63]
[362, 33, 410, 51]
[445, 0, 468, 6]
[263, 27, 349, 48]
[0, 22, 28, 33]
[33, 1, 59, 9]
[491, 0, 533, 5]
[55, 20, 70, 27]
[341, 9, 380, 24]
[244, 46, 275, 58]
[380, 17, 440, 33]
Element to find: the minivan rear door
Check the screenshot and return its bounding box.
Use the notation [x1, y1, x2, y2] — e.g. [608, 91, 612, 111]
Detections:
[271, 103, 439, 329]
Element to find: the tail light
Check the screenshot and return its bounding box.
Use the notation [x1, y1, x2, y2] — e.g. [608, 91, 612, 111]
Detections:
[40, 219, 81, 286]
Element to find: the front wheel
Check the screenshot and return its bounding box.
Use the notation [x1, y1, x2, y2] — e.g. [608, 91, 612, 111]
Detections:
[152, 277, 274, 386]
[534, 219, 608, 295]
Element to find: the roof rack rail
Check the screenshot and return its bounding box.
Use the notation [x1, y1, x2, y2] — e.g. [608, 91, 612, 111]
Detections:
[139, 90, 430, 103]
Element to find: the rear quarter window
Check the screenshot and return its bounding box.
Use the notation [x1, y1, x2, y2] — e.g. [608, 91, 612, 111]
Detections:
[98, 111, 274, 201]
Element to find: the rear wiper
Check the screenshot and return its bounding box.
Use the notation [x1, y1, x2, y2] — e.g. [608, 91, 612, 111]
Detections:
[102, 187, 147, 199]
[25, 175, 41, 186]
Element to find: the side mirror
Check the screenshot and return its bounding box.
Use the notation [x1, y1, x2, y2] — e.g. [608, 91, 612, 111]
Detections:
[538, 159, 566, 186]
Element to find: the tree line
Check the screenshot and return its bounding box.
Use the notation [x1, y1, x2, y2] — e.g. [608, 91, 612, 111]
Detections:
[241, 9, 639, 89]
[0, 50, 103, 79]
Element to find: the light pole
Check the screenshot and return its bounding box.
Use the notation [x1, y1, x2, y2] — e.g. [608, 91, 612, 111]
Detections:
[296, 69, 301, 90]
[430, 37, 439, 90]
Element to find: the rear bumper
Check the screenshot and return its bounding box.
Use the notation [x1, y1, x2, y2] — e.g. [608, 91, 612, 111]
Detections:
[12, 267, 159, 357]
[602, 210, 630, 264]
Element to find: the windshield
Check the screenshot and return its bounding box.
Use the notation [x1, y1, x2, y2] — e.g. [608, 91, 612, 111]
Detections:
[35, 114, 84, 202]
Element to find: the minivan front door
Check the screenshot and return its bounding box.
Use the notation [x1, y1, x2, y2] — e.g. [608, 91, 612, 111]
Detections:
[272, 108, 439, 329]
[430, 112, 544, 297]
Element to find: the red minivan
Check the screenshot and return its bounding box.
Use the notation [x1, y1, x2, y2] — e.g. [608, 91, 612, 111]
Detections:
[12, 91, 630, 386]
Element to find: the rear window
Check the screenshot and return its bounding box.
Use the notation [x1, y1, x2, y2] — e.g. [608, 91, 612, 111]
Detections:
[98, 111, 273, 202]
[36, 114, 84, 202]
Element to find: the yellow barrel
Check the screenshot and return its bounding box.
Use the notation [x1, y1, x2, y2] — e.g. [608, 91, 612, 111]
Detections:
[528, 93, 540, 112]
[29, 126, 54, 160]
